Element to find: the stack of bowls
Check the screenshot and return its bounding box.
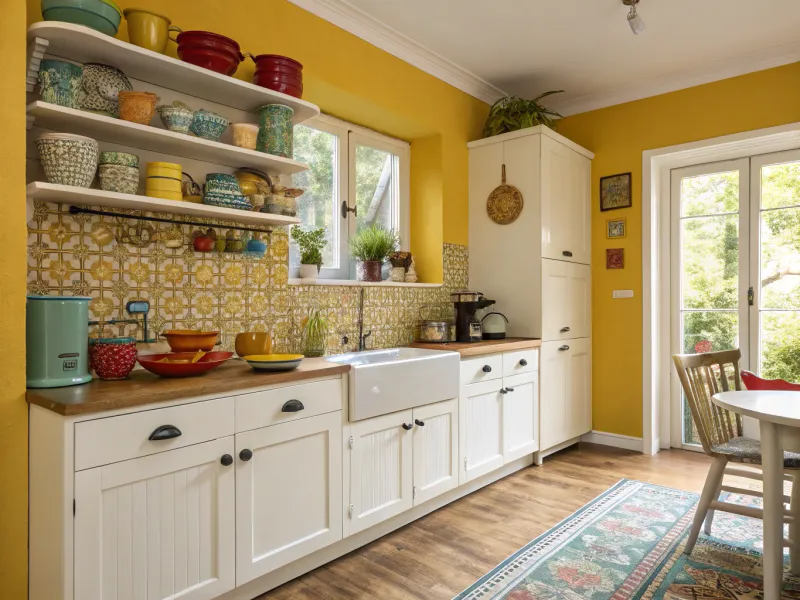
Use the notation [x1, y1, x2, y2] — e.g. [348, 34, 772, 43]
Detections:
[248, 54, 304, 99]
[98, 152, 139, 195]
[41, 0, 122, 36]
[145, 162, 183, 201]
[36, 133, 99, 188]
[203, 173, 252, 210]
[175, 31, 244, 76]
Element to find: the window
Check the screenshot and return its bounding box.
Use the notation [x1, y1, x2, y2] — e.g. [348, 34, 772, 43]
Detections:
[292, 115, 410, 280]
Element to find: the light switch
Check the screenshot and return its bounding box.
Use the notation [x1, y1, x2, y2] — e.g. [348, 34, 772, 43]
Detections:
[613, 290, 634, 299]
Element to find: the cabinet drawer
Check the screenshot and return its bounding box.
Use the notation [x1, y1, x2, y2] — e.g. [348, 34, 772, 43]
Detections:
[75, 397, 234, 471]
[235, 378, 342, 432]
[503, 349, 538, 377]
[460, 354, 503, 385]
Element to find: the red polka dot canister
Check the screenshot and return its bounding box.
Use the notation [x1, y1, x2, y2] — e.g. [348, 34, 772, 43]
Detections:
[89, 337, 138, 380]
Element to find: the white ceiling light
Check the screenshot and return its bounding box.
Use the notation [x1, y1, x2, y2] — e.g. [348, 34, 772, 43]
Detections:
[622, 0, 646, 35]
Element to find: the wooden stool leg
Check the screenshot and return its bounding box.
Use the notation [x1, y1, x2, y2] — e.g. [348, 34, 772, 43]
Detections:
[686, 456, 726, 555]
[791, 473, 800, 575]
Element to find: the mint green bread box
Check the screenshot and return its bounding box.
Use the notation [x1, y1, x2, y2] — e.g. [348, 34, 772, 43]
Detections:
[26, 296, 92, 388]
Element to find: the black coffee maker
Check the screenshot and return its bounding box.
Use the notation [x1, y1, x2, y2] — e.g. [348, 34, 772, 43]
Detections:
[451, 291, 494, 343]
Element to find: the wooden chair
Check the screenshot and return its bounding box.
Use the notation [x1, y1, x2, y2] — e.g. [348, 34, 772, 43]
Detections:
[672, 349, 800, 564]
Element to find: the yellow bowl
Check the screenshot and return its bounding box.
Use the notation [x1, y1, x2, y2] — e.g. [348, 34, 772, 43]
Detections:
[146, 162, 182, 179]
[235, 332, 272, 358]
[146, 189, 183, 201]
[146, 177, 182, 193]
[243, 354, 304, 362]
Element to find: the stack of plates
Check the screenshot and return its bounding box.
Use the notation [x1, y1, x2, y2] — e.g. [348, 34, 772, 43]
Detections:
[243, 354, 304, 371]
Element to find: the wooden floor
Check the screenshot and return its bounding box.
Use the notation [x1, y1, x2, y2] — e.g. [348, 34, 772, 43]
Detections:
[259, 443, 715, 600]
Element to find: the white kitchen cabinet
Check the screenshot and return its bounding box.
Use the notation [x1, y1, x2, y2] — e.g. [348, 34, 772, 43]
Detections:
[412, 398, 459, 506]
[502, 371, 539, 462]
[347, 410, 414, 535]
[235, 411, 342, 585]
[74, 437, 236, 600]
[541, 259, 591, 342]
[540, 338, 592, 450]
[459, 378, 505, 484]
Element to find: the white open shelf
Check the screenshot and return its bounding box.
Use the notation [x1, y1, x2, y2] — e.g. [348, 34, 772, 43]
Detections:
[28, 22, 320, 122]
[27, 182, 300, 227]
[28, 101, 308, 175]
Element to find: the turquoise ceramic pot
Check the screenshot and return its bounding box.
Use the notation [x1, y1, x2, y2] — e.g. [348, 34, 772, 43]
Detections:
[41, 0, 121, 35]
[158, 104, 195, 134]
[38, 59, 84, 109]
[256, 104, 294, 158]
[190, 110, 229, 141]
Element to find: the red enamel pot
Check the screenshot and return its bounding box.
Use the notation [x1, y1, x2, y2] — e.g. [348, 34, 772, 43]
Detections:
[174, 30, 244, 76]
[245, 53, 304, 98]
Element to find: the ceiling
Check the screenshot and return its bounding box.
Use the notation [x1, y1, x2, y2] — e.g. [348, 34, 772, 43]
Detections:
[332, 0, 800, 115]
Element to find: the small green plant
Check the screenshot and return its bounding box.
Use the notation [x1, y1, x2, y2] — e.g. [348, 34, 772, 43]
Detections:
[291, 226, 327, 267]
[349, 225, 400, 262]
[302, 307, 328, 357]
[483, 92, 564, 138]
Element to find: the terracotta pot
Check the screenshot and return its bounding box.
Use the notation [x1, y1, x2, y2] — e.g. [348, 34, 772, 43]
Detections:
[246, 53, 304, 98]
[118, 91, 158, 125]
[356, 260, 383, 282]
[175, 30, 243, 76]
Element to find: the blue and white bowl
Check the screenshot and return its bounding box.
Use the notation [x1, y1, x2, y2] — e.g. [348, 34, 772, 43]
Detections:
[190, 110, 229, 141]
[203, 193, 252, 211]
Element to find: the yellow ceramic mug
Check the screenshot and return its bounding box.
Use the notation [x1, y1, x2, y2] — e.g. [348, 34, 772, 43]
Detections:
[123, 8, 180, 54]
[235, 332, 273, 358]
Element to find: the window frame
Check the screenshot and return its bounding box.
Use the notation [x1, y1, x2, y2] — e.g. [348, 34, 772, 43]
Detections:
[292, 114, 410, 281]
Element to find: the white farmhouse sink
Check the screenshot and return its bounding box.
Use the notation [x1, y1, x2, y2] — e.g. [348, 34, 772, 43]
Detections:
[327, 347, 460, 421]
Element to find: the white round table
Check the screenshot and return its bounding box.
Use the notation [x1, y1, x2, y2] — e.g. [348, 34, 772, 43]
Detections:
[713, 390, 800, 600]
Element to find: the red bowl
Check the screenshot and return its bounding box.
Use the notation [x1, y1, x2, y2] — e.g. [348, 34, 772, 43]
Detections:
[178, 48, 242, 76]
[250, 53, 303, 96]
[137, 351, 233, 377]
[176, 31, 243, 76]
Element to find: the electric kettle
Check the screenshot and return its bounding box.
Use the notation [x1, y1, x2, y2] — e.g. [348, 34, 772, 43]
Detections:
[481, 311, 509, 340]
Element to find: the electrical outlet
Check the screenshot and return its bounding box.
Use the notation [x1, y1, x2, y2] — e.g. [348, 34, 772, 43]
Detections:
[613, 290, 634, 299]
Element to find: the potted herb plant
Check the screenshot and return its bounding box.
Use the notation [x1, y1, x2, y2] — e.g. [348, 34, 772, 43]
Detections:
[483, 92, 564, 138]
[291, 226, 327, 280]
[349, 225, 400, 282]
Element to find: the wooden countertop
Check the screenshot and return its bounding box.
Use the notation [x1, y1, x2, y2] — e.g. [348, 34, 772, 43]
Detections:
[26, 357, 350, 416]
[409, 337, 541, 357]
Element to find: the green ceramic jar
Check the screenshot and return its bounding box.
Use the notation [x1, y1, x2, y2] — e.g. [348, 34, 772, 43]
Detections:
[38, 59, 84, 109]
[256, 104, 294, 158]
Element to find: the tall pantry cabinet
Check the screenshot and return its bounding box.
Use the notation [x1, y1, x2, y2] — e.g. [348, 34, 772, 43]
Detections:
[468, 126, 594, 458]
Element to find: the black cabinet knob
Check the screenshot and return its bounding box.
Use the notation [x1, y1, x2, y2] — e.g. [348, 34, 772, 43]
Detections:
[482, 365, 492, 373]
[239, 449, 253, 461]
[415, 419, 425, 427]
[500, 388, 508, 394]
[562, 250, 573, 257]
[149, 425, 182, 441]
[519, 359, 528, 366]
[281, 399, 304, 412]
[561, 326, 571, 333]
[220, 454, 233, 466]
[402, 423, 413, 431]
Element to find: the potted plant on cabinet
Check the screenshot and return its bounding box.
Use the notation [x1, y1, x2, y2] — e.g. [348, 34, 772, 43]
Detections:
[349, 224, 400, 282]
[291, 226, 327, 280]
[483, 91, 564, 138]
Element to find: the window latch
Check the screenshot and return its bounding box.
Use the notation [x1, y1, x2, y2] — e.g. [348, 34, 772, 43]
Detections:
[748, 286, 754, 306]
[341, 201, 357, 219]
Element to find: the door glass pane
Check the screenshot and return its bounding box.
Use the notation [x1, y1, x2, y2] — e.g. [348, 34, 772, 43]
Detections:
[355, 144, 398, 234]
[759, 159, 800, 383]
[681, 215, 739, 309]
[681, 171, 739, 217]
[293, 124, 339, 268]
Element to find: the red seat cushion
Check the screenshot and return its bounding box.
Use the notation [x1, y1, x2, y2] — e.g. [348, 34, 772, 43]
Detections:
[741, 370, 800, 392]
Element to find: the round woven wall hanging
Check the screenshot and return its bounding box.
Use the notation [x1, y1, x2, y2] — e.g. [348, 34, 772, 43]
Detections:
[487, 164, 523, 225]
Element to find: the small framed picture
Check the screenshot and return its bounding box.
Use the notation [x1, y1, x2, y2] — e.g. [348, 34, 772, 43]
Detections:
[606, 248, 624, 269]
[600, 173, 632, 211]
[606, 218, 626, 239]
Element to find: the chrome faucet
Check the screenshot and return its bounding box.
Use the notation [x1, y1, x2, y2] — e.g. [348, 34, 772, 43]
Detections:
[356, 288, 371, 352]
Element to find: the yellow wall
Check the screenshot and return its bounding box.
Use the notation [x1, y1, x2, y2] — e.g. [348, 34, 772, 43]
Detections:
[0, 0, 29, 597]
[557, 61, 800, 437]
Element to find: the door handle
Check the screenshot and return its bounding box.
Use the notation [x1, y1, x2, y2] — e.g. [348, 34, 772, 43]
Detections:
[415, 419, 425, 427]
[341, 200, 357, 219]
[281, 399, 304, 412]
[148, 425, 182, 441]
[562, 250, 573, 257]
[402, 423, 413, 431]
[559, 345, 570, 351]
[561, 326, 571, 333]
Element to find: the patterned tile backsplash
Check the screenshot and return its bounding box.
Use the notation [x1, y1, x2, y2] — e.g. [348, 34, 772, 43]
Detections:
[27, 201, 468, 353]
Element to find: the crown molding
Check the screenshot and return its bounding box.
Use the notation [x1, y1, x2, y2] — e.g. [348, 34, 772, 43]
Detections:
[286, 0, 506, 105]
[549, 40, 800, 117]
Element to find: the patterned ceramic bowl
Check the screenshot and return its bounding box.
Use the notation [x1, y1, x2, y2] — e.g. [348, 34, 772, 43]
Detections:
[99, 164, 139, 195]
[36, 133, 99, 188]
[118, 91, 159, 125]
[203, 192, 252, 210]
[157, 102, 195, 134]
[38, 59, 84, 109]
[190, 109, 229, 141]
[89, 337, 137, 380]
[80, 63, 132, 117]
[99, 151, 139, 167]
[204, 173, 243, 196]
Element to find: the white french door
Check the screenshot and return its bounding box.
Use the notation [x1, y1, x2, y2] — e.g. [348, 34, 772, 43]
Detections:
[670, 150, 800, 447]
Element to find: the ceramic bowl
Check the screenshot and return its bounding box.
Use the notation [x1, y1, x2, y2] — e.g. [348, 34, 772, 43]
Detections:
[243, 238, 267, 257]
[256, 104, 294, 158]
[42, 0, 121, 35]
[137, 351, 232, 378]
[99, 151, 139, 168]
[38, 59, 84, 109]
[204, 173, 243, 196]
[99, 164, 139, 195]
[89, 337, 137, 380]
[118, 91, 159, 125]
[231, 123, 259, 150]
[243, 354, 304, 372]
[235, 332, 272, 357]
[176, 30, 244, 76]
[80, 63, 132, 117]
[157, 102, 195, 134]
[145, 176, 182, 193]
[190, 109, 229, 141]
[203, 193, 252, 211]
[145, 161, 182, 179]
[161, 329, 219, 352]
[36, 134, 99, 188]
[123, 8, 174, 54]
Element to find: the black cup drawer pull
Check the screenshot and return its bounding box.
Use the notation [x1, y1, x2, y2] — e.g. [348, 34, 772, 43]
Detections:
[281, 399, 305, 413]
[559, 345, 570, 351]
[149, 425, 182, 441]
[563, 250, 573, 257]
[415, 419, 425, 427]
[402, 423, 413, 431]
[561, 326, 571, 333]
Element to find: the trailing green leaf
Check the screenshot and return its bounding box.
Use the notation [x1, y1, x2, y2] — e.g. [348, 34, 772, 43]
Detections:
[483, 93, 564, 138]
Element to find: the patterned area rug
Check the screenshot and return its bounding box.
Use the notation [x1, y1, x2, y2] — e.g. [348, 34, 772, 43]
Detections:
[454, 479, 800, 600]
